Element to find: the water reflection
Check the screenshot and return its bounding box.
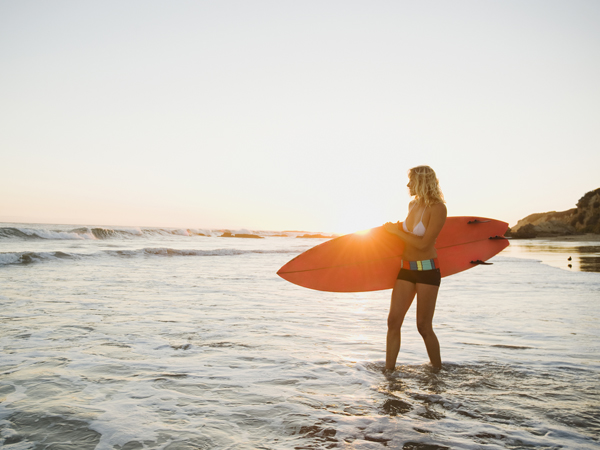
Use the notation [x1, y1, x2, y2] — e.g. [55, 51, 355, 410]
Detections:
[580, 256, 600, 272]
[504, 241, 600, 273]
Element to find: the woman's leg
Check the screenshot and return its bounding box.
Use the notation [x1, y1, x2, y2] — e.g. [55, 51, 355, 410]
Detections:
[415, 283, 441, 369]
[385, 280, 416, 371]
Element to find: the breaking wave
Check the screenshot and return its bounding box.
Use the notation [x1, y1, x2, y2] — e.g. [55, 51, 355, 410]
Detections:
[0, 251, 81, 265]
[0, 225, 335, 241]
[0, 247, 297, 266]
[0, 226, 144, 240]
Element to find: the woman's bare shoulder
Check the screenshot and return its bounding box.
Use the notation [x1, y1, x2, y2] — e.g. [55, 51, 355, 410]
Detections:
[431, 202, 447, 216]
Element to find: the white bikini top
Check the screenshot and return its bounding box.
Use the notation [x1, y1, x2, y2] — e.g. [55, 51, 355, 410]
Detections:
[403, 205, 427, 236]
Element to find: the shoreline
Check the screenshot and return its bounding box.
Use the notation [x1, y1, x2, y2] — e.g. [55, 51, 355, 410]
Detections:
[510, 233, 600, 242]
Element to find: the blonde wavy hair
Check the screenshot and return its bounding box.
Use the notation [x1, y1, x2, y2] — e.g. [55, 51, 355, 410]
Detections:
[408, 165, 445, 206]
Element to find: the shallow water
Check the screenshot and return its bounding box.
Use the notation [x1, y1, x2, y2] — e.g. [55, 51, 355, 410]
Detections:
[503, 238, 600, 273]
[1, 224, 599, 449]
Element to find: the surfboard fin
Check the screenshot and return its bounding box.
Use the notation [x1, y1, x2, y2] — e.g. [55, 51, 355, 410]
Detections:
[470, 260, 493, 265]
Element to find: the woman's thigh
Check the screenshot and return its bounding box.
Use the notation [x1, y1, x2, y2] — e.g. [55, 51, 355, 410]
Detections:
[388, 280, 417, 327]
[415, 283, 440, 328]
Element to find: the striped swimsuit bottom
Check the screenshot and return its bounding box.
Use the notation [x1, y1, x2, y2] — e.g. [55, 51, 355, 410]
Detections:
[397, 258, 441, 286]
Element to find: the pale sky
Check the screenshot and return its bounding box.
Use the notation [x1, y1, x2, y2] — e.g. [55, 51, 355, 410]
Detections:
[1, 0, 599, 233]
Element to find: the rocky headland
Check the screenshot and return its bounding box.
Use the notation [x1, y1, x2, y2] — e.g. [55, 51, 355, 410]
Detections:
[508, 188, 600, 238]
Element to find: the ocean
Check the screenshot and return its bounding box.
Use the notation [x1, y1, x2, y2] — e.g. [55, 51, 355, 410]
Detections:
[1, 223, 599, 450]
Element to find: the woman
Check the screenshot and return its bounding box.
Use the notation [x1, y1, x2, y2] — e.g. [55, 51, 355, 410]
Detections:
[383, 165, 447, 371]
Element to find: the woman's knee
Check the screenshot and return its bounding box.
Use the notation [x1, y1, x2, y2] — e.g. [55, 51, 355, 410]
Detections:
[388, 313, 405, 331]
[416, 321, 434, 337]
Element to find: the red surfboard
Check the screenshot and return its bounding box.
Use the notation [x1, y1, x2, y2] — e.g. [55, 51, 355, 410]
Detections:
[277, 217, 509, 292]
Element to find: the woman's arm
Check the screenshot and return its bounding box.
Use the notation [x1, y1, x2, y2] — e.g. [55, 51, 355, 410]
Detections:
[384, 203, 447, 250]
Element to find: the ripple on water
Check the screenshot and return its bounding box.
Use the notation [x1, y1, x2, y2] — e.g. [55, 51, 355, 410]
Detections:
[1, 236, 599, 449]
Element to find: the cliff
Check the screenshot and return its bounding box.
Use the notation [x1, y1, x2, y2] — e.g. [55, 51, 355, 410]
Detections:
[509, 188, 600, 238]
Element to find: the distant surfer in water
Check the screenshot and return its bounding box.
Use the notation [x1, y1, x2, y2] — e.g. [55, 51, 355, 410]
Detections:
[384, 165, 447, 371]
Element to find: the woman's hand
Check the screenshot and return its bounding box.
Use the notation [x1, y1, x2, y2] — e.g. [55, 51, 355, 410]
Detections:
[384, 222, 400, 234]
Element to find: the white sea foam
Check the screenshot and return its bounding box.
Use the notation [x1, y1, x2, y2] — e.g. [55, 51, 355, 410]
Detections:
[188, 228, 218, 237]
[110, 226, 143, 235]
[0, 247, 298, 266]
[0, 251, 83, 265]
[170, 228, 191, 236]
[20, 227, 96, 240]
[0, 253, 21, 265]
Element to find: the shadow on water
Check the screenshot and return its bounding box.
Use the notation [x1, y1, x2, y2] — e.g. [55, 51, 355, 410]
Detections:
[366, 361, 600, 449]
[2, 412, 101, 450]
